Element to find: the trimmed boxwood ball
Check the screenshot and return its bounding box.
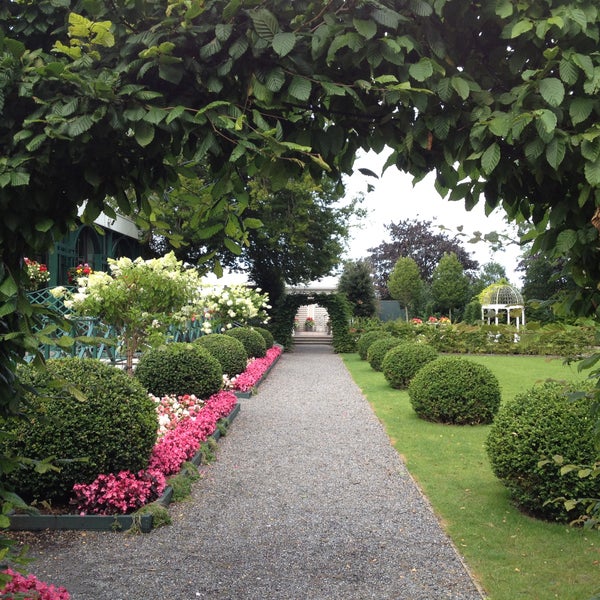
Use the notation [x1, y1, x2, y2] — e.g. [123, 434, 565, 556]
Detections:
[382, 342, 438, 389]
[225, 327, 267, 358]
[251, 326, 274, 349]
[195, 333, 248, 377]
[367, 337, 402, 372]
[408, 357, 501, 425]
[135, 342, 223, 398]
[3, 358, 158, 502]
[485, 381, 599, 522]
[357, 330, 389, 361]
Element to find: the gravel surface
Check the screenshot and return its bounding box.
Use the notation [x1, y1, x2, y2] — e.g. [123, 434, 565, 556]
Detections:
[14, 345, 486, 599]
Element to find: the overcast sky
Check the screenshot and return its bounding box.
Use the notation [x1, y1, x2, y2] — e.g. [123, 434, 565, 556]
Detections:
[341, 150, 523, 285]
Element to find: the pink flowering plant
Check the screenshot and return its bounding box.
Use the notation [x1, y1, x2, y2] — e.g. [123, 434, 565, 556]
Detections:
[153, 393, 205, 435]
[410, 317, 423, 325]
[71, 391, 238, 513]
[230, 346, 282, 392]
[72, 469, 166, 516]
[1, 568, 70, 600]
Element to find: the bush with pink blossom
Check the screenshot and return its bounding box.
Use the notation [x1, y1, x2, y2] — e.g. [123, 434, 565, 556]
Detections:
[71, 391, 238, 513]
[0, 568, 70, 600]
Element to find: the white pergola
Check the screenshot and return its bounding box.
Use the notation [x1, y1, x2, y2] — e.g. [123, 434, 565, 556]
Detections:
[481, 284, 525, 330]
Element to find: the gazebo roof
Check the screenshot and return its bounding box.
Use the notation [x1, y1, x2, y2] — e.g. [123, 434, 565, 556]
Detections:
[481, 284, 523, 306]
[481, 284, 524, 306]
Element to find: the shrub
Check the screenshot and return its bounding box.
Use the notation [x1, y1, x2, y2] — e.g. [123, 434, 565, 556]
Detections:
[408, 357, 501, 424]
[485, 381, 599, 522]
[367, 337, 402, 371]
[225, 327, 267, 358]
[382, 343, 439, 389]
[135, 343, 223, 398]
[3, 358, 157, 502]
[357, 330, 388, 361]
[251, 326, 274, 349]
[195, 334, 248, 377]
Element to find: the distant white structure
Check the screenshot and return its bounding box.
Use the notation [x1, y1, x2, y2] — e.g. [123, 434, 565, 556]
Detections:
[287, 276, 339, 334]
[481, 284, 525, 330]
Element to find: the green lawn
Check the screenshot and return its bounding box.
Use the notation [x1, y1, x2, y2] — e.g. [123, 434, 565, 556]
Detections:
[342, 353, 600, 600]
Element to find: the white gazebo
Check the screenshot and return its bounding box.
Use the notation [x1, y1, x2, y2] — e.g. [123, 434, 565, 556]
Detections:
[481, 284, 525, 330]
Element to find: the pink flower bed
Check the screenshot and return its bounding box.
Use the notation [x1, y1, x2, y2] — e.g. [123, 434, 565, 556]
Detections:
[0, 568, 70, 600]
[231, 345, 282, 392]
[71, 391, 237, 514]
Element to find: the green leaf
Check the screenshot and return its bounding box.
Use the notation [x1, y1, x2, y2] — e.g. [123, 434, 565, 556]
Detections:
[272, 32, 296, 57]
[495, 0, 513, 18]
[409, 0, 433, 17]
[35, 218, 54, 233]
[10, 171, 30, 186]
[525, 137, 545, 162]
[559, 59, 579, 85]
[67, 114, 95, 137]
[584, 157, 600, 186]
[249, 8, 279, 41]
[488, 114, 510, 137]
[353, 18, 377, 40]
[0, 274, 17, 298]
[134, 120, 155, 147]
[451, 76, 470, 100]
[265, 68, 286, 92]
[224, 238, 242, 255]
[409, 58, 433, 82]
[243, 218, 263, 229]
[437, 78, 452, 101]
[481, 142, 501, 175]
[372, 7, 402, 29]
[556, 229, 577, 252]
[144, 107, 166, 125]
[166, 105, 186, 124]
[510, 20, 533, 38]
[537, 109, 557, 134]
[545, 137, 566, 169]
[223, 0, 241, 21]
[569, 98, 594, 125]
[215, 24, 233, 42]
[289, 76, 312, 101]
[196, 223, 224, 239]
[159, 63, 183, 85]
[538, 78, 565, 107]
[573, 53, 595, 79]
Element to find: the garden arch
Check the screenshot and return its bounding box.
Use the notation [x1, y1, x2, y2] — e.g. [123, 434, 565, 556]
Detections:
[271, 292, 354, 352]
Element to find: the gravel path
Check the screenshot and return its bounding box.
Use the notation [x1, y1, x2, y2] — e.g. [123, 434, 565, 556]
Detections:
[19, 345, 485, 599]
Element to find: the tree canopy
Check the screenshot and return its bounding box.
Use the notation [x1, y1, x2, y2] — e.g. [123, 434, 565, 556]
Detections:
[369, 219, 478, 298]
[388, 256, 424, 321]
[4, 0, 600, 403]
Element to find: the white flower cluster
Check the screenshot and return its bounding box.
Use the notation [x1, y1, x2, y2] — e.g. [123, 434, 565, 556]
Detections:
[196, 284, 271, 333]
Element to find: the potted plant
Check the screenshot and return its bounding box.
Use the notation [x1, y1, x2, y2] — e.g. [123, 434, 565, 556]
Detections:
[24, 257, 50, 290]
[304, 317, 315, 331]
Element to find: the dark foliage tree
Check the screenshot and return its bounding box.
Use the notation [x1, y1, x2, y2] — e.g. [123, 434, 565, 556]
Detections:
[337, 259, 377, 318]
[517, 250, 576, 323]
[369, 219, 478, 299]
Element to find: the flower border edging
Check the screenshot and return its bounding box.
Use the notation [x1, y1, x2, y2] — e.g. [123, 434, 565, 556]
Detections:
[8, 403, 241, 534]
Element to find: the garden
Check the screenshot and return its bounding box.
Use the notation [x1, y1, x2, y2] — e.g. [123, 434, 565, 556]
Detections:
[1, 254, 282, 598]
[344, 324, 600, 600]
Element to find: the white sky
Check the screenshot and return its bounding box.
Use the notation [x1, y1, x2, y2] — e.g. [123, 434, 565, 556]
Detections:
[341, 150, 523, 285]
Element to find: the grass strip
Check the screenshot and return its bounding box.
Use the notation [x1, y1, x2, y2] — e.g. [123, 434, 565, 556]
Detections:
[342, 353, 600, 600]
